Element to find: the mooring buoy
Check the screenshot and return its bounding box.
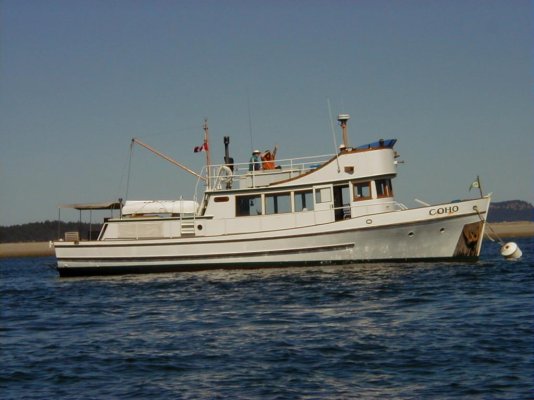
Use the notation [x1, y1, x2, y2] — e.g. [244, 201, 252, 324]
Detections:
[500, 242, 522, 260]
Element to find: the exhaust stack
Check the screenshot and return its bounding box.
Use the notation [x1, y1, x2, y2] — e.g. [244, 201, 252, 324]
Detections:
[337, 114, 351, 148]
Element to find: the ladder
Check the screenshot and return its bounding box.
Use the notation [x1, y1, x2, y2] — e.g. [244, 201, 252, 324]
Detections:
[180, 217, 196, 236]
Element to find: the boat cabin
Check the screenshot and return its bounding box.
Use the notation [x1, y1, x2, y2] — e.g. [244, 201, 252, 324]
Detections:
[92, 140, 402, 241]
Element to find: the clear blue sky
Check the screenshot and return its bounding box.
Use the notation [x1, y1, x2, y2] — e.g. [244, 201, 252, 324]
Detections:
[1, 0, 532, 225]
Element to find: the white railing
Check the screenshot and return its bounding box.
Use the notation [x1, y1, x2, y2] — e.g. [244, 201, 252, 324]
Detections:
[198, 153, 335, 191]
[348, 201, 408, 214]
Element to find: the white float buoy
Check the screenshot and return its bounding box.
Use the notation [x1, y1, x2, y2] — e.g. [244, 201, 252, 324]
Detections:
[500, 242, 522, 260]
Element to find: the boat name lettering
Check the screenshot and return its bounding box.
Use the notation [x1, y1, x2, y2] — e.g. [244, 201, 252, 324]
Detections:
[429, 206, 459, 216]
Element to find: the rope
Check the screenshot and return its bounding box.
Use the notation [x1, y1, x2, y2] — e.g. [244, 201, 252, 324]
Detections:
[474, 205, 504, 245]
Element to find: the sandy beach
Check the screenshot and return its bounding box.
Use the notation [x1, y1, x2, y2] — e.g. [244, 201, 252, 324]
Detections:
[0, 242, 55, 258]
[1, 221, 532, 258]
[485, 221, 534, 239]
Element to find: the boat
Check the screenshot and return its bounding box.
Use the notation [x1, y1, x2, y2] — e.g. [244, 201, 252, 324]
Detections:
[53, 114, 491, 276]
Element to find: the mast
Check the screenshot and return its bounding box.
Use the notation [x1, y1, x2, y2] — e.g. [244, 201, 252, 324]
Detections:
[203, 119, 212, 188]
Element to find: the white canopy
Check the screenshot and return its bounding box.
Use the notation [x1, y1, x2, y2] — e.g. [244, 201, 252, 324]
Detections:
[122, 200, 199, 216]
[59, 201, 121, 210]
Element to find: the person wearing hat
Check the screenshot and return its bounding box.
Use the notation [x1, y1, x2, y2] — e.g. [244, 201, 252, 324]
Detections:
[249, 149, 262, 171]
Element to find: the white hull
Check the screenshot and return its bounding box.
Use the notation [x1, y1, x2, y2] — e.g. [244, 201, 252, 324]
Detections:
[55, 198, 489, 277]
[54, 128, 491, 277]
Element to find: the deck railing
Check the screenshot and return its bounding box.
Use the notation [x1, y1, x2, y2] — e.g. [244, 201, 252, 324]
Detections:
[198, 153, 335, 191]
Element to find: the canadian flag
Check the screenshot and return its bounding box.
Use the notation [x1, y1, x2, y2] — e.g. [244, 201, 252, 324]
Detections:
[194, 142, 208, 153]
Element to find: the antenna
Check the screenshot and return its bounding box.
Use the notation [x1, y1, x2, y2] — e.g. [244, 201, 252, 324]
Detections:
[327, 98, 341, 172]
[247, 89, 254, 152]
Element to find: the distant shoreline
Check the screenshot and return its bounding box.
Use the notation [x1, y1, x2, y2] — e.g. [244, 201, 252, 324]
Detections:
[0, 242, 55, 258]
[1, 221, 532, 259]
[486, 221, 534, 239]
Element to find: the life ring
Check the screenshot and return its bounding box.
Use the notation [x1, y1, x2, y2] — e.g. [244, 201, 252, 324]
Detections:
[215, 165, 233, 189]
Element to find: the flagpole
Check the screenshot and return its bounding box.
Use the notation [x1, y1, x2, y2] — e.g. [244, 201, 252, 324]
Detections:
[203, 119, 211, 189]
[477, 175, 483, 198]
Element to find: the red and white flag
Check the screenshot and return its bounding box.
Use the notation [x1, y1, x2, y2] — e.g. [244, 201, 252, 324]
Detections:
[194, 142, 208, 153]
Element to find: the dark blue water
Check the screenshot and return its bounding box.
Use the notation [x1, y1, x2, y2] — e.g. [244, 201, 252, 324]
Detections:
[2, 238, 533, 399]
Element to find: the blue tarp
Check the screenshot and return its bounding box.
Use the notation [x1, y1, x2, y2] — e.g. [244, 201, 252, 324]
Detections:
[355, 139, 397, 149]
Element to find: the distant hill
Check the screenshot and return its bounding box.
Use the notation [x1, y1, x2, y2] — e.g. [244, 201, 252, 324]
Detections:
[1, 200, 532, 243]
[488, 200, 534, 222]
[0, 221, 98, 243]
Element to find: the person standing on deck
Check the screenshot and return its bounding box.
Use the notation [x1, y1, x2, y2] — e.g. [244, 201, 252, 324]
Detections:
[249, 150, 262, 171]
[261, 145, 278, 170]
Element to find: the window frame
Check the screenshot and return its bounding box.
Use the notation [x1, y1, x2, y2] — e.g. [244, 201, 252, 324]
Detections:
[235, 194, 263, 217]
[376, 179, 393, 198]
[294, 190, 314, 212]
[265, 192, 291, 215]
[353, 181, 372, 201]
[315, 187, 332, 204]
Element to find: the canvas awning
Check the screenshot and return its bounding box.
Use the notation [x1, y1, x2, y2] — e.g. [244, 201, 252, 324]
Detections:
[58, 201, 122, 211]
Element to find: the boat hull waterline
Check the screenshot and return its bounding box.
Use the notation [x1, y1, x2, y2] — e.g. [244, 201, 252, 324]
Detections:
[55, 198, 489, 277]
[54, 125, 491, 277]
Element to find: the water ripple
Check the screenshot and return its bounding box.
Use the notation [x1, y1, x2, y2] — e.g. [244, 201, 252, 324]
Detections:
[1, 238, 533, 399]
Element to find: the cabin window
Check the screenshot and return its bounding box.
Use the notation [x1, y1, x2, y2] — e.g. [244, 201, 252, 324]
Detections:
[376, 179, 393, 198]
[265, 193, 291, 215]
[214, 196, 229, 203]
[315, 187, 332, 204]
[295, 190, 314, 212]
[236, 195, 262, 216]
[353, 181, 372, 201]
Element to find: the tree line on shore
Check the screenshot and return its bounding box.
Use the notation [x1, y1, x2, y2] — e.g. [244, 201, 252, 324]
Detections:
[1, 200, 532, 243]
[0, 221, 98, 243]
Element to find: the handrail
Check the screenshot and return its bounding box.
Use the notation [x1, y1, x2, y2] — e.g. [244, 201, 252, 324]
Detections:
[198, 153, 335, 191]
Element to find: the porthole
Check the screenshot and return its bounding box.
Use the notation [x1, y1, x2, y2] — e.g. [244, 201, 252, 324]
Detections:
[366, 219, 373, 225]
[408, 232, 415, 237]
[197, 225, 203, 231]
[440, 228, 445, 233]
